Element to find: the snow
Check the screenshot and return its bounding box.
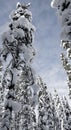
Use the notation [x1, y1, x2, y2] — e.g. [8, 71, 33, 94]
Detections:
[5, 99, 21, 113]
[11, 15, 36, 32]
[67, 48, 71, 58]
[2, 17, 36, 43]
[12, 28, 25, 39]
[12, 15, 28, 28]
[16, 2, 21, 8]
[12, 67, 23, 84]
[9, 10, 20, 20]
[18, 44, 36, 65]
[16, 7, 24, 14]
[61, 25, 71, 41]
[51, 0, 71, 10]
[51, 0, 59, 8]
[61, 9, 71, 26]
[24, 9, 32, 22]
[2, 2, 71, 130]
[51, 0, 71, 42]
[31, 83, 40, 107]
[2, 30, 14, 43]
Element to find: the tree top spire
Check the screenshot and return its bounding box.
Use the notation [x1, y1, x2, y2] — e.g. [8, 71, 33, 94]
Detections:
[16, 2, 31, 9]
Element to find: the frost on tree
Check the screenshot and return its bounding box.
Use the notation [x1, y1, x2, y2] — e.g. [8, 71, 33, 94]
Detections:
[53, 90, 71, 130]
[1, 1, 70, 130]
[0, 60, 4, 128]
[38, 77, 57, 130]
[51, 0, 71, 99]
[54, 90, 64, 130]
[0, 2, 37, 130]
[62, 96, 71, 130]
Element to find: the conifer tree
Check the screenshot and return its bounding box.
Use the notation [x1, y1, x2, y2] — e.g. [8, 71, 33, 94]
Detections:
[62, 97, 71, 130]
[0, 60, 4, 128]
[15, 71, 37, 130]
[54, 90, 64, 130]
[1, 2, 71, 130]
[0, 2, 37, 130]
[51, 0, 71, 98]
[38, 77, 56, 130]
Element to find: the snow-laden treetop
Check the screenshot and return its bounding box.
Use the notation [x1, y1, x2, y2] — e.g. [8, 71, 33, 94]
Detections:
[51, 0, 71, 42]
[10, 2, 32, 22]
[51, 0, 71, 11]
[1, 2, 36, 88]
[1, 2, 36, 69]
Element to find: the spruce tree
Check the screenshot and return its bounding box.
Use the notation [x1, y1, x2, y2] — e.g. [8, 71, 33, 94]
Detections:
[62, 97, 71, 130]
[0, 60, 4, 128]
[15, 72, 37, 130]
[38, 77, 55, 130]
[51, 0, 71, 98]
[0, 2, 37, 130]
[54, 90, 64, 130]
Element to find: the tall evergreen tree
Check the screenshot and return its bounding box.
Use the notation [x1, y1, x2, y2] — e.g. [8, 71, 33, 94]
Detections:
[0, 2, 37, 130]
[15, 71, 37, 130]
[1, 2, 71, 130]
[51, 0, 71, 98]
[62, 97, 71, 130]
[54, 90, 64, 130]
[38, 77, 56, 130]
[0, 60, 4, 128]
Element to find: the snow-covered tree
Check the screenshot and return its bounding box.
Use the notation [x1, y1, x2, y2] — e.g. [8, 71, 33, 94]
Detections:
[54, 90, 64, 130]
[0, 60, 4, 128]
[49, 93, 61, 130]
[0, 69, 21, 130]
[51, 0, 71, 99]
[1, 1, 71, 130]
[54, 90, 71, 130]
[15, 73, 37, 130]
[61, 53, 71, 98]
[62, 97, 71, 130]
[54, 90, 64, 118]
[0, 2, 38, 130]
[38, 77, 56, 130]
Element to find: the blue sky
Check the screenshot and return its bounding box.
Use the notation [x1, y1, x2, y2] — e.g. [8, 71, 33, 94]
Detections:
[0, 0, 69, 98]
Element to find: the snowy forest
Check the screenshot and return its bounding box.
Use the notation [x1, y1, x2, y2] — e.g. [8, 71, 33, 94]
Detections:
[0, 0, 71, 130]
